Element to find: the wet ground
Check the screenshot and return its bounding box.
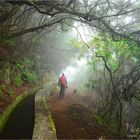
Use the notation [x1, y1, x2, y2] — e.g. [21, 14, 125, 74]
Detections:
[48, 88, 112, 139]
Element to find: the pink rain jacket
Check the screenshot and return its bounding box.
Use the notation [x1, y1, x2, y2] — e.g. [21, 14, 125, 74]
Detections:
[59, 75, 67, 86]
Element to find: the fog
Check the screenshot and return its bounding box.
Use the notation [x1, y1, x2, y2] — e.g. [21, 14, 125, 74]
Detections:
[34, 22, 93, 88]
[60, 57, 90, 88]
[56, 23, 93, 88]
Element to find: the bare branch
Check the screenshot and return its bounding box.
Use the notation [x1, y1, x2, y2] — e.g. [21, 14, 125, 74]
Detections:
[6, 17, 67, 39]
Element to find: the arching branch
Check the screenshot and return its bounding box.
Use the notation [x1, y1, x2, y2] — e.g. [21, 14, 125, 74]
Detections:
[6, 17, 67, 39]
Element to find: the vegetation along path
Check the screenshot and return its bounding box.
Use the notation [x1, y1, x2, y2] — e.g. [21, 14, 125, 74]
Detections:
[0, 94, 35, 139]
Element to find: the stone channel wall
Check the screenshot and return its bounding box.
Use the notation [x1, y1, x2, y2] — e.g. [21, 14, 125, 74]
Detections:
[32, 88, 57, 140]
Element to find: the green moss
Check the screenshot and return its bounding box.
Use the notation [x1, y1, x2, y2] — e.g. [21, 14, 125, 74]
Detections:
[44, 96, 56, 133]
[47, 111, 56, 132]
[0, 94, 23, 133]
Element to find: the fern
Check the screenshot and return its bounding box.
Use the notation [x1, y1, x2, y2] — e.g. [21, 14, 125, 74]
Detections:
[95, 114, 104, 126]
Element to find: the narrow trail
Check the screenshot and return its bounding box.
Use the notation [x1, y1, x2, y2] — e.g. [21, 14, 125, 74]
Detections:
[48, 87, 108, 139]
[0, 94, 35, 139]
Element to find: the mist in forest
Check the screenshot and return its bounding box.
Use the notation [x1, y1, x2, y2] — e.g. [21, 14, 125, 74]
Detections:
[61, 57, 89, 88]
[33, 27, 77, 77]
[35, 22, 92, 87]
[1, 0, 140, 139]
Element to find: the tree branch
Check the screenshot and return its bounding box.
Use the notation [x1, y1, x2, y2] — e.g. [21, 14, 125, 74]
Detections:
[5, 17, 67, 39]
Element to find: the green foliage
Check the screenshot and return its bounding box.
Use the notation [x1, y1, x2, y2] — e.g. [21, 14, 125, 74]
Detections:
[0, 39, 16, 47]
[22, 71, 37, 82]
[89, 35, 140, 83]
[14, 75, 23, 86]
[23, 58, 33, 67]
[95, 112, 117, 133]
[7, 88, 14, 97]
[95, 114, 105, 126]
[0, 88, 3, 97]
[69, 38, 88, 59]
[89, 35, 140, 134]
[15, 58, 38, 83]
[90, 35, 140, 71]
[0, 84, 6, 97]
[16, 63, 22, 69]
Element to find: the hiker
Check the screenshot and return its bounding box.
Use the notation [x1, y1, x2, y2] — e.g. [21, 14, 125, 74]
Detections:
[58, 73, 68, 98]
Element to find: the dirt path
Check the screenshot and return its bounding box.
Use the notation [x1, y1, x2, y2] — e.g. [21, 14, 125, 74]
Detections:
[0, 94, 35, 139]
[48, 87, 108, 139]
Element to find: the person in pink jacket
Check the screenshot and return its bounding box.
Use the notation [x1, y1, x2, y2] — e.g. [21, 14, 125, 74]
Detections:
[58, 73, 67, 98]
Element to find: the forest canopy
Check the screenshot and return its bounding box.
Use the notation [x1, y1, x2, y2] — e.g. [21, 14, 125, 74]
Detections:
[0, 0, 140, 46]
